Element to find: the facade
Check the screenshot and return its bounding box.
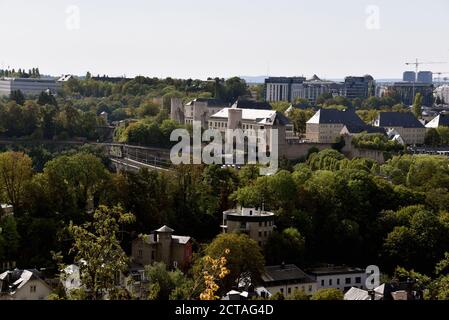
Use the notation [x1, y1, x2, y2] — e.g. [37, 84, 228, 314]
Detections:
[434, 85, 449, 105]
[343, 75, 374, 100]
[264, 77, 306, 102]
[291, 75, 343, 104]
[307, 266, 367, 292]
[403, 71, 416, 82]
[417, 71, 433, 84]
[0, 269, 52, 300]
[131, 225, 193, 270]
[170, 98, 229, 128]
[221, 207, 275, 247]
[374, 112, 426, 145]
[380, 82, 434, 106]
[260, 264, 317, 297]
[305, 108, 367, 143]
[0, 77, 61, 96]
[209, 106, 294, 151]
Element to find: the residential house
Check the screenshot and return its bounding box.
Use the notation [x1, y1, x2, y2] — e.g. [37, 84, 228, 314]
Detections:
[131, 225, 193, 270]
[373, 112, 426, 145]
[307, 265, 367, 292]
[0, 269, 52, 300]
[221, 207, 275, 247]
[259, 264, 317, 297]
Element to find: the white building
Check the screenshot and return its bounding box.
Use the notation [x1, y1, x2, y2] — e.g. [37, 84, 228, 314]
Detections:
[307, 266, 368, 292]
[260, 264, 317, 297]
[0, 77, 61, 96]
[0, 269, 52, 300]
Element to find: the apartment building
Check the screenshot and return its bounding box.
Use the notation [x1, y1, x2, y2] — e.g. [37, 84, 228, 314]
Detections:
[307, 266, 367, 292]
[0, 77, 61, 96]
[264, 77, 306, 102]
[221, 207, 275, 247]
[260, 264, 317, 297]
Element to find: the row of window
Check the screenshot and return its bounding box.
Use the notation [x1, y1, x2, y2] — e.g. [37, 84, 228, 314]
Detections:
[279, 284, 314, 295]
[258, 230, 272, 238]
[320, 276, 362, 287]
[258, 221, 273, 227]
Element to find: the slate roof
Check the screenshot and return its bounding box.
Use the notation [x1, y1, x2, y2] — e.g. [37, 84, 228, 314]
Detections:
[377, 112, 424, 128]
[307, 109, 365, 126]
[342, 124, 386, 135]
[231, 100, 272, 110]
[425, 114, 449, 128]
[186, 98, 228, 108]
[307, 266, 365, 276]
[261, 264, 315, 285]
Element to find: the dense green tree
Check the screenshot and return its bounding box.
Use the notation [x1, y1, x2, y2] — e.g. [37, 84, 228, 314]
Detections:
[203, 233, 264, 292]
[311, 288, 344, 300]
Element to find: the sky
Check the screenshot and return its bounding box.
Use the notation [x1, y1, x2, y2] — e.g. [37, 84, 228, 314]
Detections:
[1, 0, 449, 80]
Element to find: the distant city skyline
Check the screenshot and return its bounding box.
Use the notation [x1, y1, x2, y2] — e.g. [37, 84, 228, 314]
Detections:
[1, 0, 449, 80]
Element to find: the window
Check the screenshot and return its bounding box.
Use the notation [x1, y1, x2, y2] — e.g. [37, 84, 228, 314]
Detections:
[337, 279, 340, 285]
[30, 285, 36, 293]
[355, 277, 361, 284]
[345, 277, 351, 284]
[138, 249, 142, 258]
[288, 287, 291, 295]
[321, 280, 324, 286]
[308, 285, 312, 292]
[258, 231, 262, 237]
[280, 288, 284, 294]
[151, 251, 155, 260]
[259, 222, 262, 227]
[258, 241, 262, 246]
[329, 279, 333, 286]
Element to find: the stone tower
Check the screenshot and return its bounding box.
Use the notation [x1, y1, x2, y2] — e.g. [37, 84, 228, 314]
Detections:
[170, 98, 185, 124]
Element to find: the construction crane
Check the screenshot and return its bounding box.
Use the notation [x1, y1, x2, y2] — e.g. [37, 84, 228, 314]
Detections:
[433, 72, 449, 83]
[404, 59, 447, 105]
[405, 58, 447, 75]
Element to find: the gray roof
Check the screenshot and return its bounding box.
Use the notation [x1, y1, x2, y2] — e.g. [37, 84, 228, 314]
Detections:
[342, 124, 386, 135]
[0, 269, 46, 294]
[232, 100, 272, 110]
[377, 112, 424, 128]
[211, 108, 290, 125]
[307, 266, 365, 276]
[426, 114, 449, 128]
[307, 109, 366, 126]
[261, 264, 315, 284]
[155, 225, 174, 233]
[172, 235, 191, 244]
[186, 98, 228, 108]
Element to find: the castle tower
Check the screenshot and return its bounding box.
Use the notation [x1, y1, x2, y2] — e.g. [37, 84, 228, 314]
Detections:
[170, 98, 185, 124]
[156, 225, 174, 267]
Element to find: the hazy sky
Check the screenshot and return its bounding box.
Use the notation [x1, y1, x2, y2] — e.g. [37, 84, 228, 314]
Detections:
[1, 0, 449, 79]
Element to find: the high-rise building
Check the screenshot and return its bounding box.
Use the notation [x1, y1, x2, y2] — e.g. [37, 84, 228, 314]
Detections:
[343, 75, 374, 100]
[403, 71, 416, 82]
[291, 75, 343, 104]
[264, 77, 306, 102]
[417, 71, 433, 84]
